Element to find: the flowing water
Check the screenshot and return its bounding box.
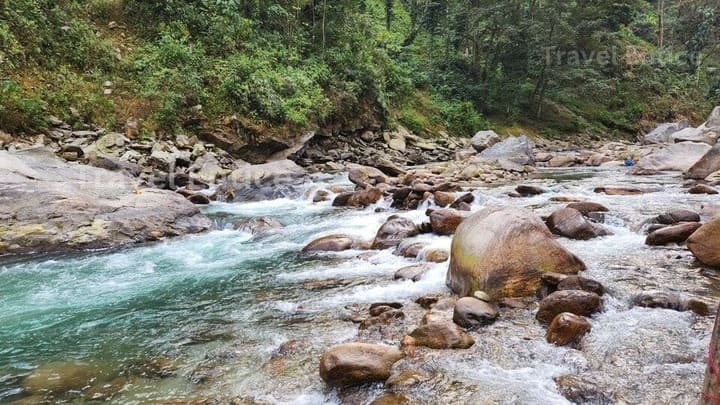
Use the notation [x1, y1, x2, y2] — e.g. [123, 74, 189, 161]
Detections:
[1, 167, 719, 404]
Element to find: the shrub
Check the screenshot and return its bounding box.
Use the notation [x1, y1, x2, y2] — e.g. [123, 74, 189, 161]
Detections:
[0, 80, 47, 133]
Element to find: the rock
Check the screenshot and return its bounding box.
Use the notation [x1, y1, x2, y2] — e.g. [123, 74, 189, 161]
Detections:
[348, 165, 388, 187]
[394, 264, 431, 282]
[0, 149, 210, 257]
[23, 361, 108, 395]
[515, 184, 546, 196]
[670, 127, 718, 144]
[449, 192, 475, 209]
[384, 129, 407, 152]
[218, 160, 305, 201]
[689, 184, 719, 194]
[545, 312, 592, 346]
[643, 120, 690, 144]
[433, 191, 455, 207]
[478, 135, 535, 167]
[424, 248, 450, 263]
[548, 154, 579, 168]
[394, 240, 426, 258]
[187, 193, 210, 205]
[319, 343, 404, 387]
[453, 297, 499, 328]
[566, 202, 609, 217]
[125, 118, 140, 139]
[403, 321, 475, 349]
[629, 142, 711, 175]
[536, 290, 602, 324]
[632, 291, 684, 311]
[708, 106, 720, 128]
[369, 393, 411, 405]
[94, 132, 127, 155]
[655, 209, 701, 225]
[555, 375, 610, 404]
[416, 295, 440, 309]
[685, 144, 720, 180]
[546, 208, 611, 240]
[386, 369, 432, 388]
[447, 206, 586, 298]
[333, 187, 383, 207]
[372, 216, 419, 249]
[429, 209, 465, 235]
[684, 297, 713, 316]
[473, 291, 492, 302]
[687, 217, 720, 267]
[471, 130, 501, 152]
[360, 309, 405, 329]
[594, 186, 659, 195]
[232, 216, 284, 234]
[556, 275, 606, 296]
[189, 154, 230, 184]
[373, 158, 405, 177]
[302, 234, 355, 253]
[646, 222, 703, 246]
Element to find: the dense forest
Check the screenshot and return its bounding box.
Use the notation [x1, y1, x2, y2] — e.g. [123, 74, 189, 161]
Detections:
[1, 0, 719, 139]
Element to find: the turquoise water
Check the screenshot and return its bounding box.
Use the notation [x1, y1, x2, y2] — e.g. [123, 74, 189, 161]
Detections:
[1, 169, 718, 404]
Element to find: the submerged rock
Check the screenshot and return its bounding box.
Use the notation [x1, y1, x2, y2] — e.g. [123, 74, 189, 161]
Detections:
[0, 148, 210, 257]
[319, 343, 404, 387]
[403, 321, 475, 350]
[447, 206, 586, 298]
[594, 186, 660, 195]
[453, 297, 499, 328]
[655, 209, 700, 225]
[232, 216, 284, 234]
[23, 361, 109, 396]
[546, 312, 592, 346]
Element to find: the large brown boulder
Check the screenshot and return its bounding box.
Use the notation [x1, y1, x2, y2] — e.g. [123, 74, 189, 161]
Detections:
[319, 343, 404, 387]
[447, 206, 586, 298]
[348, 165, 389, 187]
[545, 208, 611, 240]
[302, 234, 356, 253]
[536, 290, 601, 324]
[333, 187, 383, 207]
[372, 216, 419, 249]
[688, 217, 720, 267]
[685, 144, 720, 180]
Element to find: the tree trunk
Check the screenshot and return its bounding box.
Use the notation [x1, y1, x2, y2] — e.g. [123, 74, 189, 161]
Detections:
[658, 0, 665, 49]
[701, 306, 720, 404]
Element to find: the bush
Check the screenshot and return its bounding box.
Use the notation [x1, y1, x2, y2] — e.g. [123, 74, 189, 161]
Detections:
[0, 80, 47, 133]
[432, 99, 488, 137]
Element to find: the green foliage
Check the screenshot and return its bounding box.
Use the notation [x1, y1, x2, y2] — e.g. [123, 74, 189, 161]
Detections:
[0, 81, 47, 133]
[432, 99, 488, 138]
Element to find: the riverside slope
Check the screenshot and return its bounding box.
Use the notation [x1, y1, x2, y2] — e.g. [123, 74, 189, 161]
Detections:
[0, 148, 211, 257]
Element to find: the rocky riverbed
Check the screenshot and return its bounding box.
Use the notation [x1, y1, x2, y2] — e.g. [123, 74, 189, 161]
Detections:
[2, 108, 720, 403]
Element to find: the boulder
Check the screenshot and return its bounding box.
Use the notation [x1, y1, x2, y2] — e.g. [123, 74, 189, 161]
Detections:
[655, 209, 700, 225]
[515, 184, 546, 196]
[394, 240, 426, 258]
[546, 312, 592, 346]
[429, 209, 465, 235]
[470, 130, 501, 152]
[403, 321, 475, 349]
[394, 264, 431, 282]
[554, 275, 606, 297]
[218, 160, 306, 201]
[689, 184, 719, 195]
[187, 193, 210, 205]
[447, 206, 586, 298]
[643, 120, 689, 144]
[23, 361, 108, 396]
[536, 290, 602, 324]
[545, 208, 611, 240]
[453, 297, 499, 328]
[632, 291, 684, 311]
[348, 165, 389, 187]
[629, 142, 711, 175]
[566, 202, 609, 217]
[555, 375, 610, 404]
[449, 192, 475, 210]
[319, 343, 404, 387]
[189, 154, 230, 184]
[372, 216, 419, 249]
[708, 106, 720, 128]
[232, 216, 284, 234]
[478, 135, 535, 167]
[647, 223, 702, 245]
[0, 149, 210, 257]
[302, 234, 356, 253]
[333, 187, 383, 207]
[670, 127, 717, 144]
[687, 218, 720, 267]
[685, 144, 720, 180]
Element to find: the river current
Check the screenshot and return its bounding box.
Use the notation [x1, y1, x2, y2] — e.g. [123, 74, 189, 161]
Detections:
[1, 167, 718, 404]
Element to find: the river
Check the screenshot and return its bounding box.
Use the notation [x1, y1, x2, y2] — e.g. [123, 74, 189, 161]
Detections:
[1, 167, 717, 404]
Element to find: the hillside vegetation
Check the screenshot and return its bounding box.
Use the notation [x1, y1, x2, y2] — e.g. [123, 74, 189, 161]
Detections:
[1, 0, 718, 139]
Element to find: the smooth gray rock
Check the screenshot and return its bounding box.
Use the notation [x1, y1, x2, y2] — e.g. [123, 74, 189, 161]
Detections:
[629, 142, 711, 175]
[0, 148, 210, 257]
[643, 120, 689, 144]
[471, 130, 501, 153]
[478, 135, 535, 167]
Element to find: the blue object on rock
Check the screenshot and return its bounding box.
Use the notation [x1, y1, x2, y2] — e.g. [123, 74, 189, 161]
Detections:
[624, 159, 635, 167]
